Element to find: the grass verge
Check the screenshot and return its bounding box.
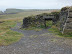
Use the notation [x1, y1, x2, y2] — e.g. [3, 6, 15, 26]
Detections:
[48, 25, 72, 37]
[0, 18, 23, 46]
[21, 27, 42, 31]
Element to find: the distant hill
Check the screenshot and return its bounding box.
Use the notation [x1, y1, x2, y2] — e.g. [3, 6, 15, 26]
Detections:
[0, 11, 3, 14]
[0, 8, 60, 15]
[4, 8, 24, 14]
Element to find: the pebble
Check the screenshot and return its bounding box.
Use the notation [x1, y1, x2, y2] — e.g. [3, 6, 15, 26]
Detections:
[14, 49, 16, 51]
[19, 48, 21, 50]
[1, 47, 4, 48]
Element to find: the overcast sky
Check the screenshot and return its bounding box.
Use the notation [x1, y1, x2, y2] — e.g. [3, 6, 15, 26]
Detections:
[0, 0, 72, 11]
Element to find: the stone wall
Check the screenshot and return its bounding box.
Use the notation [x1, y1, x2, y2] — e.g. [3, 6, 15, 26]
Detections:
[22, 8, 72, 34]
[59, 9, 72, 34]
[22, 15, 44, 28]
[22, 14, 56, 28]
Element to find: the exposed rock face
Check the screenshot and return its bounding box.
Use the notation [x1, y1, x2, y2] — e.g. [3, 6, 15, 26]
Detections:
[59, 7, 72, 34]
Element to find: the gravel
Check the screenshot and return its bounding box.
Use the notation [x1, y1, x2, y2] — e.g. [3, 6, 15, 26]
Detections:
[0, 22, 72, 54]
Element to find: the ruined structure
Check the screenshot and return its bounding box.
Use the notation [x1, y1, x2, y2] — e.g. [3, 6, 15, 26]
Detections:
[22, 14, 56, 28]
[22, 6, 72, 34]
[22, 15, 44, 28]
[43, 15, 55, 28]
[59, 7, 72, 34]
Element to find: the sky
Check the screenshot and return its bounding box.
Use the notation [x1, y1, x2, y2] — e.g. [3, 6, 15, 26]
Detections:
[0, 0, 72, 11]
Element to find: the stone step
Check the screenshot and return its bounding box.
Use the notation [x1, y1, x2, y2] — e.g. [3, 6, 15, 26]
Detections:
[68, 17, 72, 18]
[69, 10, 72, 12]
[65, 22, 72, 29]
[66, 22, 72, 25]
[65, 26, 72, 29]
[64, 29, 72, 33]
[66, 18, 72, 23]
[69, 12, 72, 17]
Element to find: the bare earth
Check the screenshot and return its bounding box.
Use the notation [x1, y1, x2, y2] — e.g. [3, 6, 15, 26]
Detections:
[0, 22, 72, 54]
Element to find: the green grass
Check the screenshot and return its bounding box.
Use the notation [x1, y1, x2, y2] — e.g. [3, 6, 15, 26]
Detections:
[0, 30, 23, 45]
[21, 27, 42, 31]
[46, 21, 52, 27]
[0, 10, 63, 45]
[0, 10, 56, 19]
[0, 10, 52, 45]
[48, 25, 72, 37]
[0, 11, 54, 45]
[21, 21, 53, 31]
[0, 18, 23, 46]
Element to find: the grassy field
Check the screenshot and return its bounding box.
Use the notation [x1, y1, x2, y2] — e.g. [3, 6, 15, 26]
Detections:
[0, 18, 23, 46]
[0, 10, 59, 19]
[0, 9, 72, 46]
[0, 10, 57, 46]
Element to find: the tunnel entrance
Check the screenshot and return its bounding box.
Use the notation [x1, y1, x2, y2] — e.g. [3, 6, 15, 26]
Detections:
[43, 15, 55, 28]
[45, 20, 53, 28]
